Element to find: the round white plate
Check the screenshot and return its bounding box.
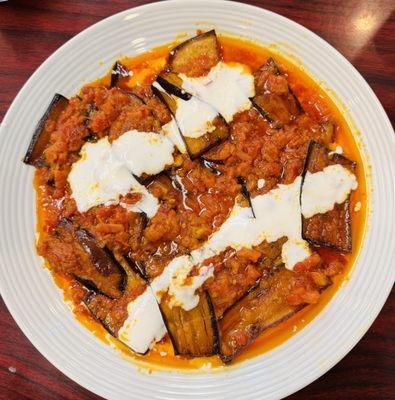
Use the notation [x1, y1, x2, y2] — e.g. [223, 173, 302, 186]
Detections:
[0, 1, 394, 399]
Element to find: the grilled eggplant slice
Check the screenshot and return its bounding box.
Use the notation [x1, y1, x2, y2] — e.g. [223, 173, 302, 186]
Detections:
[56, 218, 126, 298]
[159, 291, 219, 357]
[82, 252, 150, 352]
[124, 253, 148, 280]
[23, 94, 69, 166]
[169, 30, 221, 77]
[219, 267, 303, 362]
[182, 115, 229, 159]
[157, 73, 191, 101]
[73, 227, 122, 276]
[84, 291, 117, 335]
[301, 141, 356, 252]
[252, 58, 302, 128]
[153, 85, 229, 159]
[110, 61, 130, 88]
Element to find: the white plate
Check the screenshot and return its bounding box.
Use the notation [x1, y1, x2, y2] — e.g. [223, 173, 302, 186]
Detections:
[0, 1, 394, 399]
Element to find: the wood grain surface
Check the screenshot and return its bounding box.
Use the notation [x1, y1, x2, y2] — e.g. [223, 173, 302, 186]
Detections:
[0, 1, 394, 399]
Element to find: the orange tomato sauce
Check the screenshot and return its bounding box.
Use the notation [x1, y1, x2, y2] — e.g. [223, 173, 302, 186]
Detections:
[36, 35, 367, 371]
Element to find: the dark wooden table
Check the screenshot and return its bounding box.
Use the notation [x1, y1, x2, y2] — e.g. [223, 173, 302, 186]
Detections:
[0, 1, 394, 399]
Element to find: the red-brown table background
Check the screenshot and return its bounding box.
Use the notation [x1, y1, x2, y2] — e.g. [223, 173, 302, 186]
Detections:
[0, 1, 394, 399]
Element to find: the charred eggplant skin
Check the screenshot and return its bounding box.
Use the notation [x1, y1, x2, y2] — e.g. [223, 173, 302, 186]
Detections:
[83, 291, 117, 336]
[124, 253, 148, 281]
[83, 289, 150, 355]
[110, 61, 129, 88]
[206, 290, 220, 355]
[73, 227, 121, 276]
[252, 58, 303, 128]
[301, 141, 356, 253]
[156, 74, 192, 101]
[159, 291, 219, 357]
[236, 176, 256, 217]
[74, 276, 107, 296]
[23, 94, 69, 166]
[301, 140, 356, 177]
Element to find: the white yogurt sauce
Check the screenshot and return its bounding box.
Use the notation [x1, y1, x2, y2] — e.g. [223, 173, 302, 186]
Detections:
[117, 287, 166, 354]
[119, 190, 159, 219]
[154, 80, 219, 140]
[68, 138, 135, 212]
[151, 255, 214, 311]
[301, 164, 358, 218]
[174, 96, 219, 138]
[112, 130, 174, 177]
[68, 130, 177, 216]
[180, 62, 255, 123]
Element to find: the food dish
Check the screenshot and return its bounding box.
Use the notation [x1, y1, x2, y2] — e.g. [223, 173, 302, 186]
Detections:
[0, 1, 393, 399]
[23, 29, 366, 365]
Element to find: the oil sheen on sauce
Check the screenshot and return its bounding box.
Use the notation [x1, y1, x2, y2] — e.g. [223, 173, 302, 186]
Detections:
[37, 35, 368, 371]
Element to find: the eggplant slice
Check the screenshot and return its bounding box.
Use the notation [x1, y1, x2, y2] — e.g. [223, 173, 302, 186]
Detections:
[56, 218, 126, 298]
[110, 61, 130, 88]
[159, 291, 219, 357]
[23, 94, 69, 166]
[301, 141, 356, 253]
[82, 253, 150, 351]
[236, 176, 256, 218]
[169, 30, 221, 77]
[124, 253, 148, 280]
[153, 85, 229, 159]
[182, 115, 229, 159]
[252, 58, 302, 128]
[156, 73, 191, 101]
[219, 267, 304, 362]
[84, 291, 117, 335]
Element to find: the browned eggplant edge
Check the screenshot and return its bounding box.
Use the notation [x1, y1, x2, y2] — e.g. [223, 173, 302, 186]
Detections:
[300, 140, 355, 252]
[168, 29, 221, 67]
[83, 290, 151, 356]
[218, 266, 333, 363]
[206, 290, 221, 355]
[265, 57, 304, 114]
[219, 305, 304, 363]
[23, 93, 69, 166]
[156, 74, 192, 101]
[151, 84, 191, 154]
[236, 176, 256, 218]
[154, 84, 230, 159]
[181, 115, 230, 160]
[158, 290, 220, 357]
[83, 291, 116, 336]
[58, 218, 126, 291]
[110, 61, 130, 88]
[251, 57, 303, 127]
